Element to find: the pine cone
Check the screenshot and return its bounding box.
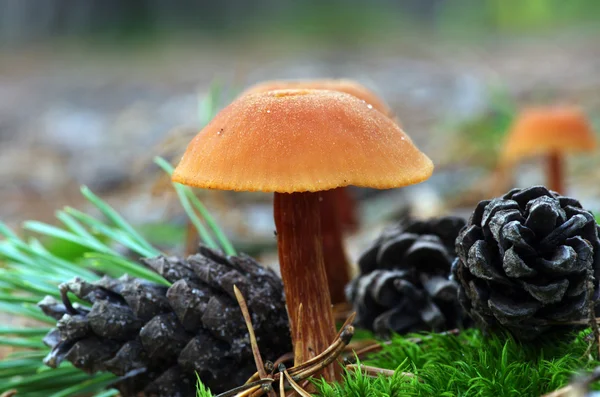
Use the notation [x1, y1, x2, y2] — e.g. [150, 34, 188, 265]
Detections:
[39, 246, 291, 396]
[347, 216, 467, 336]
[452, 186, 600, 340]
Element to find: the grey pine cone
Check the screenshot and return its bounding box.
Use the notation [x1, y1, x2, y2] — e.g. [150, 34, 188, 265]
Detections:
[452, 186, 600, 340]
[347, 216, 467, 336]
[39, 246, 291, 396]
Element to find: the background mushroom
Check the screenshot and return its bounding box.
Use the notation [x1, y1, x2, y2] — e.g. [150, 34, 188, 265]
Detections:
[172, 89, 433, 381]
[499, 106, 597, 194]
[239, 79, 395, 304]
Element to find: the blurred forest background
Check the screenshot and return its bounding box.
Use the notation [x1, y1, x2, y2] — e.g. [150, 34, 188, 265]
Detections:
[1, 0, 599, 257]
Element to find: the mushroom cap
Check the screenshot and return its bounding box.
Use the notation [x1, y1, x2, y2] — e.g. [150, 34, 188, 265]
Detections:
[501, 106, 597, 164]
[172, 89, 433, 193]
[240, 79, 393, 118]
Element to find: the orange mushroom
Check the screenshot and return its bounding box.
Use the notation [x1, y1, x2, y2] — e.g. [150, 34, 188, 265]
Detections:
[500, 106, 597, 194]
[240, 79, 394, 304]
[172, 89, 433, 381]
[240, 78, 394, 118]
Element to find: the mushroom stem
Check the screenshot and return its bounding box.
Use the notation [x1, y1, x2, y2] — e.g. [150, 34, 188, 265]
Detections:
[547, 151, 564, 194]
[274, 191, 339, 382]
[321, 189, 352, 304]
[335, 187, 359, 233]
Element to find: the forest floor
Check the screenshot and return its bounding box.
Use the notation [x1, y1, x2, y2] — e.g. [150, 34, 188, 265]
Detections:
[1, 32, 599, 260]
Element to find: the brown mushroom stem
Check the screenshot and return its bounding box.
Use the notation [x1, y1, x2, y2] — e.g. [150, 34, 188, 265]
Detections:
[274, 191, 339, 382]
[321, 188, 352, 304]
[547, 151, 563, 194]
[335, 187, 359, 233]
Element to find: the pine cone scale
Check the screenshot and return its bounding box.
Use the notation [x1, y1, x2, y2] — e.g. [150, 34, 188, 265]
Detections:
[41, 247, 291, 396]
[453, 186, 600, 339]
[348, 216, 468, 336]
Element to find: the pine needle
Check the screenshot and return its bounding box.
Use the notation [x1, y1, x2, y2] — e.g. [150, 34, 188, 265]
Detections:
[153, 156, 236, 255]
[233, 285, 275, 397]
[153, 157, 219, 250]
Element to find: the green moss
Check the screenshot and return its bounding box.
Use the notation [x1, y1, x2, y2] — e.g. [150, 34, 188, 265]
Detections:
[196, 327, 600, 396]
[314, 328, 600, 396]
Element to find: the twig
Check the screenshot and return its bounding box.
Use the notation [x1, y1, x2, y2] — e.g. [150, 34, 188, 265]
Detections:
[352, 328, 461, 359]
[0, 390, 17, 397]
[283, 369, 313, 397]
[272, 352, 295, 370]
[287, 324, 353, 375]
[346, 363, 416, 379]
[289, 325, 354, 380]
[221, 315, 355, 397]
[405, 328, 461, 344]
[233, 285, 276, 397]
[233, 385, 261, 397]
[294, 303, 304, 366]
[279, 365, 285, 397]
[346, 363, 395, 377]
[335, 312, 356, 339]
[216, 379, 274, 397]
[345, 339, 379, 352]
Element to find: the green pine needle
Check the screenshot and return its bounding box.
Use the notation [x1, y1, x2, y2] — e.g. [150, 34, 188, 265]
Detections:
[0, 85, 236, 396]
[83, 252, 171, 286]
[154, 156, 236, 256]
[0, 186, 173, 395]
[80, 186, 159, 255]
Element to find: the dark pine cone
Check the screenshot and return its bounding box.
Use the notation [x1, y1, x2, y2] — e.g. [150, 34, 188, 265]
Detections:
[39, 246, 291, 396]
[346, 215, 467, 336]
[452, 186, 600, 340]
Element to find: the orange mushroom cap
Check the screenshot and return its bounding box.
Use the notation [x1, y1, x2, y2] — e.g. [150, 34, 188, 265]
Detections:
[239, 79, 394, 118]
[172, 89, 433, 193]
[500, 106, 597, 164]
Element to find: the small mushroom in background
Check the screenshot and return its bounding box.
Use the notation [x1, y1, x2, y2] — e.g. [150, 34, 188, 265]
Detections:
[499, 106, 597, 194]
[239, 79, 395, 304]
[172, 89, 433, 381]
